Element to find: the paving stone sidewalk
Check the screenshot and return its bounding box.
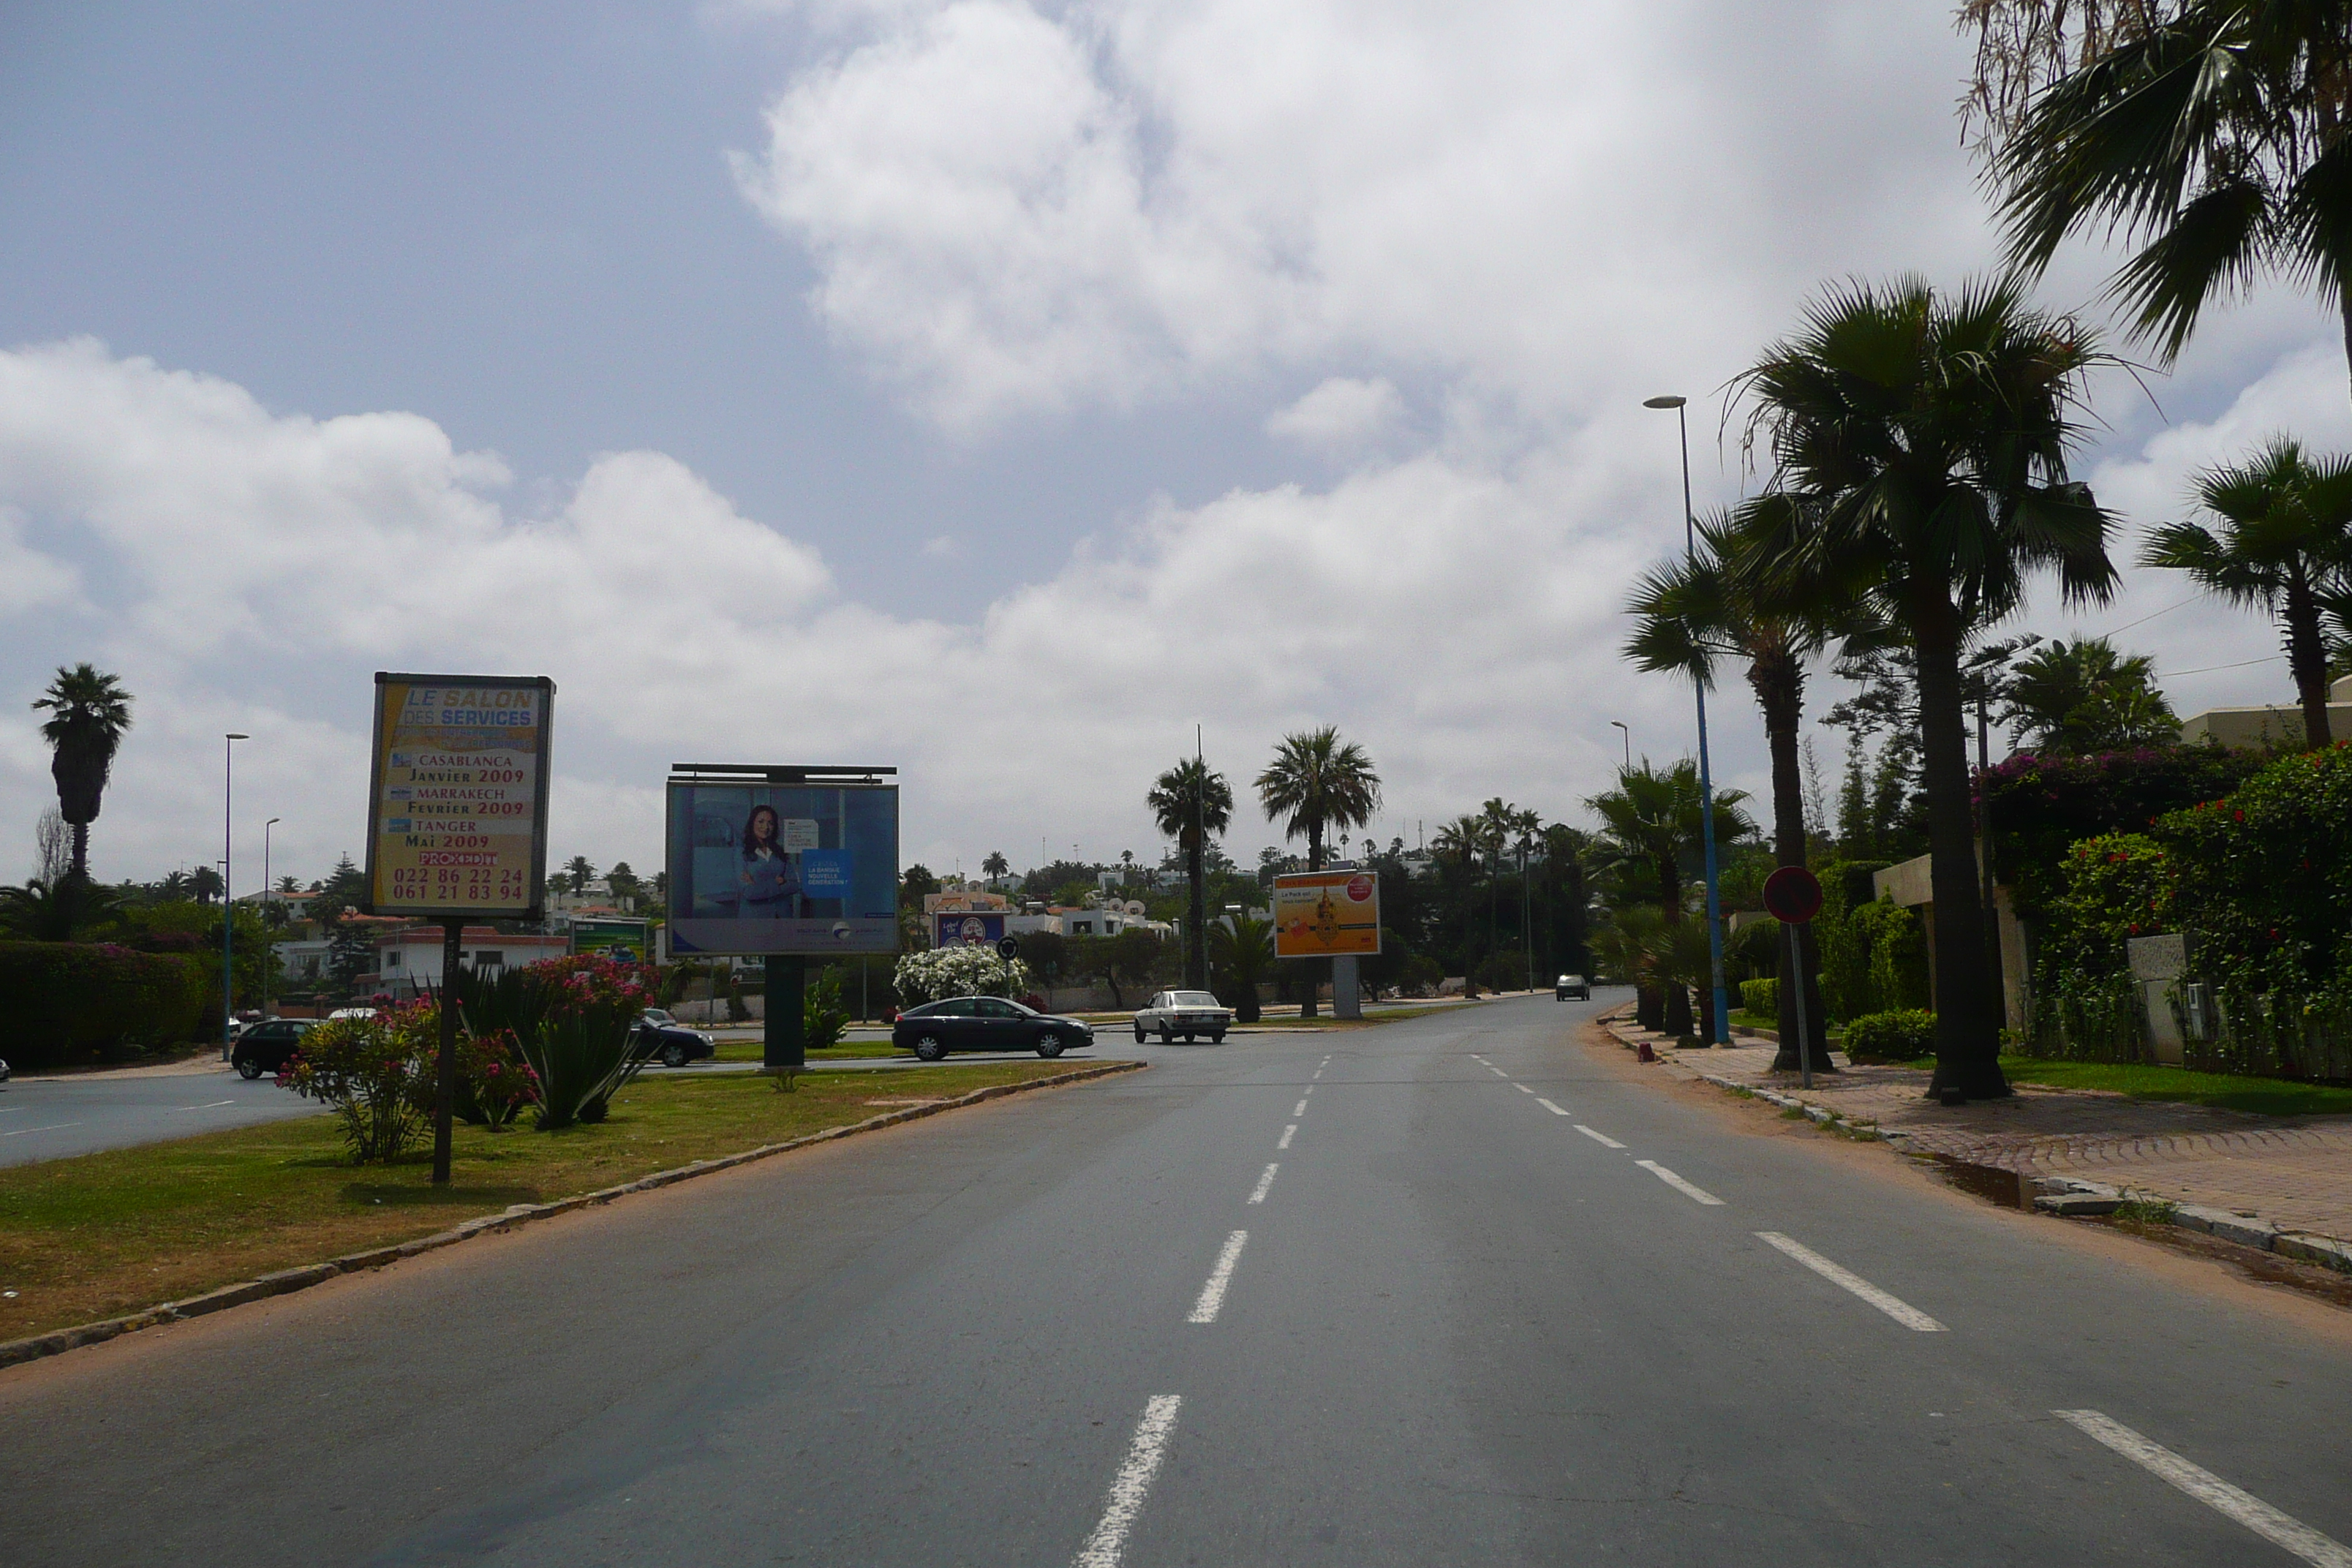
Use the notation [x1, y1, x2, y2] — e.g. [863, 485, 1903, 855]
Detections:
[1602, 1018, 2352, 1248]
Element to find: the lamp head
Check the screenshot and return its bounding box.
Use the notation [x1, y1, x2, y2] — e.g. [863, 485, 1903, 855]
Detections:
[227, 732, 250, 741]
[1642, 396, 1686, 410]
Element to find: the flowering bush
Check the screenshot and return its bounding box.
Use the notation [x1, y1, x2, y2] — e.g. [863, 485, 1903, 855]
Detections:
[278, 1003, 436, 1163]
[892, 946, 1032, 1006]
[452, 1026, 536, 1131]
[449, 955, 657, 1130]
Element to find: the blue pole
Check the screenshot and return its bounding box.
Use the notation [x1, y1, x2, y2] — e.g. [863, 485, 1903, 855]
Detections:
[1673, 407, 1730, 1046]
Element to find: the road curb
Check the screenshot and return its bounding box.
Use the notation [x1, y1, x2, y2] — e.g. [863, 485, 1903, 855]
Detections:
[1596, 1012, 2352, 1280]
[0, 1058, 1147, 1373]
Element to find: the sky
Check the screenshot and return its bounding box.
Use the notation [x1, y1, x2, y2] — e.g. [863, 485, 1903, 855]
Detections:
[2, 0, 2347, 891]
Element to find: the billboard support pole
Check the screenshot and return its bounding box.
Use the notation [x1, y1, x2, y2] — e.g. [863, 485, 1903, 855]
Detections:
[765, 954, 806, 1071]
[433, 917, 461, 1185]
[1331, 955, 1362, 1020]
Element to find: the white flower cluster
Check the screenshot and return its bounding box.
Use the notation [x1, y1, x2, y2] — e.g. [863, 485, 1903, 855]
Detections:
[892, 945, 1033, 1006]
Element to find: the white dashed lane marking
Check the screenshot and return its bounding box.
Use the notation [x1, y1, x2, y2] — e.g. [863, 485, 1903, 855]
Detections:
[1635, 1160, 1725, 1205]
[1278, 1123, 1296, 1150]
[1072, 1395, 1183, 1568]
[1537, 1098, 1570, 1116]
[1573, 1126, 1626, 1149]
[1755, 1232, 1944, 1331]
[1248, 1164, 1279, 1205]
[1292, 1099, 1308, 1117]
[1512, 1083, 1534, 1094]
[2054, 1409, 2352, 1567]
[1187, 1231, 1250, 1324]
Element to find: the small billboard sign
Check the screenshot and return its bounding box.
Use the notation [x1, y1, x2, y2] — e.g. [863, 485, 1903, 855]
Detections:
[935, 912, 1009, 949]
[1272, 869, 1382, 958]
[364, 673, 554, 919]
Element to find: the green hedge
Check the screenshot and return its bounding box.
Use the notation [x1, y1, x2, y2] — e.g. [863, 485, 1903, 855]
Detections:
[1741, 977, 1779, 1018]
[1842, 1009, 1936, 1063]
[0, 941, 207, 1068]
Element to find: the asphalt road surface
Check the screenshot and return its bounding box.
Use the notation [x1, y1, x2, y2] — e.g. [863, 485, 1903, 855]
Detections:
[0, 1058, 328, 1167]
[6, 992, 2350, 1566]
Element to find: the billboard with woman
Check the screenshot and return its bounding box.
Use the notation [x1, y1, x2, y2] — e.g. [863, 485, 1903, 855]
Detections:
[664, 769, 898, 954]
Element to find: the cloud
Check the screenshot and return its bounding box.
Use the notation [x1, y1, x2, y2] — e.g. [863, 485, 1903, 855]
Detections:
[1265, 377, 1405, 453]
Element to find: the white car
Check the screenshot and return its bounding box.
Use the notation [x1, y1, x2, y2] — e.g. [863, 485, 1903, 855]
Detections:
[1133, 990, 1232, 1044]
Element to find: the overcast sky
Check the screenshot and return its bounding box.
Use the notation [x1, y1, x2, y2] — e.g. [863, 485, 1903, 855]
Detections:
[3, 1, 2346, 889]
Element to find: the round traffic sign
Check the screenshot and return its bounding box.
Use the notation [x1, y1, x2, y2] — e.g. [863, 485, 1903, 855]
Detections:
[1761, 865, 1825, 924]
[995, 936, 1021, 960]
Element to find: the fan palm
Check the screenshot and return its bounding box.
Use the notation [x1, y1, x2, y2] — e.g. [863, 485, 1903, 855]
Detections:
[1256, 728, 1380, 1017]
[1626, 512, 1855, 1070]
[2005, 635, 2182, 750]
[1967, 1, 2352, 391]
[2143, 438, 2352, 745]
[1586, 760, 1754, 1039]
[1207, 909, 1275, 1022]
[1730, 275, 2119, 1099]
[1431, 813, 1490, 993]
[31, 663, 133, 883]
[1148, 756, 1235, 989]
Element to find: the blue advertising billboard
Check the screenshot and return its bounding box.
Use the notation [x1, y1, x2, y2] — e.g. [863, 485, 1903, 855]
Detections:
[934, 911, 1008, 949]
[665, 773, 898, 955]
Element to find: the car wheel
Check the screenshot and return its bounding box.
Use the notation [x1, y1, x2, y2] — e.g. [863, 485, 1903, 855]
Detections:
[661, 1042, 690, 1068]
[235, 1058, 264, 1080]
[1183, 1033, 1196, 1043]
[1036, 1033, 1064, 1059]
[1158, 1028, 1175, 1044]
[1210, 1032, 1225, 1044]
[1133, 1025, 1147, 1044]
[913, 1035, 947, 1062]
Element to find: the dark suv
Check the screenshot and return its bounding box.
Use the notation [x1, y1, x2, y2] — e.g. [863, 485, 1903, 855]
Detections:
[892, 997, 1093, 1060]
[231, 1019, 316, 1079]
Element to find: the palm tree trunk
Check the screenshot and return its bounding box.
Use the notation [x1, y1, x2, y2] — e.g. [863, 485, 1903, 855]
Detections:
[1914, 593, 2009, 1100]
[1186, 837, 1206, 990]
[1754, 657, 1831, 1073]
[69, 821, 89, 882]
[1300, 823, 1322, 1018]
[2285, 568, 2333, 748]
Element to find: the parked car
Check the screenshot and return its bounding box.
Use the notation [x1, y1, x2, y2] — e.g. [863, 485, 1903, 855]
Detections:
[0, 1057, 10, 1085]
[892, 996, 1093, 1060]
[1556, 973, 1590, 1001]
[230, 1019, 317, 1079]
[634, 1009, 717, 1068]
[1132, 990, 1232, 1044]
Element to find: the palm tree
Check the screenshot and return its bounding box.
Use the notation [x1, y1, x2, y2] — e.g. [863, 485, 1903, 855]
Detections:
[982, 851, 1009, 885]
[1477, 798, 1518, 966]
[2144, 438, 2352, 746]
[2005, 635, 2182, 750]
[1586, 760, 1754, 1040]
[1967, 1, 2352, 399]
[31, 663, 133, 883]
[1148, 757, 1235, 990]
[1431, 814, 1490, 995]
[1627, 513, 1852, 1070]
[1255, 728, 1381, 1017]
[1731, 276, 2118, 1100]
[565, 855, 596, 896]
[1208, 909, 1276, 1022]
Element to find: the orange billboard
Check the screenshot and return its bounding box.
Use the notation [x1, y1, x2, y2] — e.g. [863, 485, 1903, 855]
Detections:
[1273, 869, 1382, 957]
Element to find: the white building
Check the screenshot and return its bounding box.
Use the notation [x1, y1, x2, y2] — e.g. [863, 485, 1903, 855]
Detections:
[374, 927, 568, 998]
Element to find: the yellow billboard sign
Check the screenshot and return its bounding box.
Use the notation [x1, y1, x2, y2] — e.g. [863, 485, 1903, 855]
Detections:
[1273, 869, 1382, 957]
[365, 673, 554, 919]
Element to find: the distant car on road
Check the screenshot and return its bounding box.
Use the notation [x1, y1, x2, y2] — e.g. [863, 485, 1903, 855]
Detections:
[892, 996, 1093, 1061]
[231, 1019, 317, 1079]
[634, 1009, 717, 1068]
[1556, 973, 1590, 1001]
[1132, 990, 1232, 1044]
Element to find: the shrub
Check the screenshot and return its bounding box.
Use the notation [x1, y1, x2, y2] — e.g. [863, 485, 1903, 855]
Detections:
[449, 954, 657, 1130]
[893, 946, 1032, 1006]
[451, 1026, 535, 1131]
[804, 969, 851, 1051]
[278, 1004, 435, 1163]
[1474, 951, 1525, 993]
[1741, 978, 1779, 1018]
[1842, 1009, 1937, 1063]
[0, 941, 206, 1067]
[1815, 897, 1929, 1022]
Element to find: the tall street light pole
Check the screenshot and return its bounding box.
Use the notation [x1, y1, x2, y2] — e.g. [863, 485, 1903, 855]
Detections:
[263, 816, 280, 1018]
[1610, 720, 1631, 772]
[222, 733, 249, 1058]
[1642, 396, 1730, 1047]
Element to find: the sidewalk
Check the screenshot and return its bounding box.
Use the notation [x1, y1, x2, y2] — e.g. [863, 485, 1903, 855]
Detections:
[1601, 1012, 2352, 1262]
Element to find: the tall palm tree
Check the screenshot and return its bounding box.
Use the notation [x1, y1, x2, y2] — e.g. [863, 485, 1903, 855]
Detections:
[31, 663, 133, 883]
[1431, 813, 1490, 995]
[1477, 798, 1519, 965]
[1627, 513, 1850, 1070]
[1148, 756, 1235, 990]
[565, 855, 596, 896]
[981, 851, 1009, 884]
[1967, 1, 2352, 398]
[1586, 761, 1754, 1040]
[2144, 438, 2352, 746]
[1731, 275, 2118, 1100]
[1256, 728, 1381, 1017]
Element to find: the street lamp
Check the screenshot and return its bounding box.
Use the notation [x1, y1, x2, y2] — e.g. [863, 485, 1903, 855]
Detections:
[222, 734, 249, 1058]
[1610, 720, 1631, 772]
[263, 817, 280, 1017]
[1641, 395, 1730, 1047]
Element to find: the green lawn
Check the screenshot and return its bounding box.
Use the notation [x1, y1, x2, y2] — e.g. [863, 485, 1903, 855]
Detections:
[1994, 1056, 2352, 1117]
[0, 1060, 1123, 1343]
[712, 1039, 900, 1063]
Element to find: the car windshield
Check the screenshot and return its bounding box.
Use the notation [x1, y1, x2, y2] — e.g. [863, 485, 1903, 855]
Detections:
[642, 1009, 674, 1025]
[1172, 992, 1220, 1006]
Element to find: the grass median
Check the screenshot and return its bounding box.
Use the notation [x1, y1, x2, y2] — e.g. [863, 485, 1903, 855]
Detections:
[0, 1060, 1115, 1344]
[1994, 1056, 2352, 1117]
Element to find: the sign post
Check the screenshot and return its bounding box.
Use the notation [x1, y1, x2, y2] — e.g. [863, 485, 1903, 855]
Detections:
[1273, 869, 1381, 1021]
[363, 673, 555, 1185]
[1761, 866, 1825, 1090]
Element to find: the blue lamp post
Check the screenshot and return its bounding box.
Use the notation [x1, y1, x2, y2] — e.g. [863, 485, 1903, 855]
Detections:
[1641, 396, 1730, 1046]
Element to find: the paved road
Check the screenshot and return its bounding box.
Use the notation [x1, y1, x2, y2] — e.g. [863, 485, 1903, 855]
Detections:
[0, 1060, 328, 1167]
[6, 993, 2351, 1566]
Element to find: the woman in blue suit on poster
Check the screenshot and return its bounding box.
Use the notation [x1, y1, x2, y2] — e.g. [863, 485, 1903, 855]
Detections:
[739, 804, 802, 917]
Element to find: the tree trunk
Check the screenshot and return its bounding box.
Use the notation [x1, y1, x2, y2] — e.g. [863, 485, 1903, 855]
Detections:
[2285, 568, 2333, 748]
[69, 821, 89, 883]
[1664, 982, 1694, 1039]
[1754, 652, 1832, 1072]
[1186, 835, 1206, 990]
[1300, 823, 1322, 1018]
[1914, 592, 2009, 1100]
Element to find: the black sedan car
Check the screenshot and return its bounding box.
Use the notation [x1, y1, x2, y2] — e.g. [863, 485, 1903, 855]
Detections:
[892, 996, 1093, 1060]
[230, 1019, 316, 1079]
[633, 1009, 717, 1068]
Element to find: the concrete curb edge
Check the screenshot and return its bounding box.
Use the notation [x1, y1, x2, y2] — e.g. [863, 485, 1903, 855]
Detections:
[0, 1058, 1148, 1372]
